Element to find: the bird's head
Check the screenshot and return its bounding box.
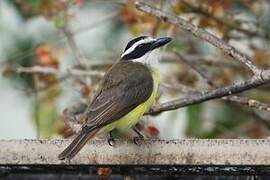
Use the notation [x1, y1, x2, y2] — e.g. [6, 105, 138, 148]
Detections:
[120, 36, 172, 65]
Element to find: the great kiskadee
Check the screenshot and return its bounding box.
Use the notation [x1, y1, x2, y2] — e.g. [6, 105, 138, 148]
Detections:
[58, 36, 172, 160]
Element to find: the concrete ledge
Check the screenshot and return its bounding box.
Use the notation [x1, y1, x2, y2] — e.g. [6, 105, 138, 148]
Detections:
[0, 139, 270, 165]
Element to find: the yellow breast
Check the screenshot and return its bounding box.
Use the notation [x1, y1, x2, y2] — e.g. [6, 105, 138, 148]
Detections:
[99, 68, 159, 133]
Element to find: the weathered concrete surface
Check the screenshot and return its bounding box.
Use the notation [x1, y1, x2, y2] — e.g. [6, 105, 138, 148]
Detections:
[0, 139, 270, 165]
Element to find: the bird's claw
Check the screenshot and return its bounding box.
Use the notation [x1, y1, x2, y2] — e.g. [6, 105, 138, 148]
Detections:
[107, 132, 115, 146]
[107, 138, 115, 146]
[132, 127, 145, 145]
[133, 136, 144, 145]
[64, 158, 71, 165]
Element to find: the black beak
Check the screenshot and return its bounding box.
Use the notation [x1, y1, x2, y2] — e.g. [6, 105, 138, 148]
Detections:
[151, 37, 172, 50]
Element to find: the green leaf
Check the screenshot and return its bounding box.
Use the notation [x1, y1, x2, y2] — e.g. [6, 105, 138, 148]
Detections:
[186, 104, 203, 137]
[32, 97, 58, 138]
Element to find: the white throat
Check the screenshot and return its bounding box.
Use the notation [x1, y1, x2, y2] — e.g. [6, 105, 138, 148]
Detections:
[132, 49, 160, 68]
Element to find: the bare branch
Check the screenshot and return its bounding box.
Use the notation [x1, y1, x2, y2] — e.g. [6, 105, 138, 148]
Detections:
[160, 82, 199, 94]
[161, 53, 241, 69]
[147, 74, 270, 115]
[223, 96, 270, 111]
[174, 52, 215, 86]
[174, 52, 270, 113]
[15, 66, 104, 77]
[179, 0, 268, 39]
[134, 1, 270, 115]
[135, 1, 261, 74]
[159, 83, 270, 116]
[162, 83, 270, 115]
[62, 26, 86, 64]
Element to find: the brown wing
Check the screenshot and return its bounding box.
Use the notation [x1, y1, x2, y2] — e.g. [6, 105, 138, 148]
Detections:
[81, 61, 153, 133]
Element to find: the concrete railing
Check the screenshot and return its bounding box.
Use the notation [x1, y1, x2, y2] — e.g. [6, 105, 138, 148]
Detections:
[1, 139, 270, 165]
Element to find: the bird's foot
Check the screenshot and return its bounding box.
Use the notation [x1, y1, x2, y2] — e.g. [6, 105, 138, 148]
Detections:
[64, 158, 71, 165]
[132, 127, 145, 145]
[133, 136, 144, 145]
[107, 132, 115, 146]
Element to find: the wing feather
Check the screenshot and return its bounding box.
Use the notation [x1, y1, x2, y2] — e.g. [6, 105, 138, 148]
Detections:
[82, 61, 153, 133]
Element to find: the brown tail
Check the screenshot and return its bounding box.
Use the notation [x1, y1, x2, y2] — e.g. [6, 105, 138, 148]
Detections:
[58, 129, 99, 160]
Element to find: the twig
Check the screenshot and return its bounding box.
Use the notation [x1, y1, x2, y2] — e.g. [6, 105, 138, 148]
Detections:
[3, 12, 117, 66]
[160, 82, 199, 94]
[173, 52, 270, 114]
[223, 96, 270, 112]
[162, 82, 270, 114]
[135, 1, 261, 74]
[161, 53, 241, 69]
[62, 27, 85, 64]
[147, 74, 270, 115]
[179, 0, 268, 39]
[136, 1, 270, 115]
[174, 51, 215, 86]
[15, 66, 104, 77]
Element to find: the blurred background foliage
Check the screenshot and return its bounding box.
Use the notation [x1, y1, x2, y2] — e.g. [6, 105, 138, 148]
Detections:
[1, 0, 270, 139]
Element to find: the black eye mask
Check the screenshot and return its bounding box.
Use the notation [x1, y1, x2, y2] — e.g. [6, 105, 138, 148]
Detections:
[124, 36, 148, 51]
[121, 43, 152, 60]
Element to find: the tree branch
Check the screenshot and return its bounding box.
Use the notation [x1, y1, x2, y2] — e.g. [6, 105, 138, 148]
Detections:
[62, 27, 86, 64]
[174, 51, 215, 86]
[161, 52, 241, 68]
[174, 52, 270, 113]
[147, 74, 270, 115]
[135, 1, 261, 74]
[160, 82, 199, 94]
[223, 96, 270, 111]
[135, 1, 270, 115]
[15, 66, 104, 77]
[178, 0, 268, 39]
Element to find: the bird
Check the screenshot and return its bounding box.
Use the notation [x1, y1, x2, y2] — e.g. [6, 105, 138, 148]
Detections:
[58, 35, 172, 160]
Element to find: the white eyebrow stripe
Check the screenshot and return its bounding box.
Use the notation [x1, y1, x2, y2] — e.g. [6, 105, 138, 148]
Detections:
[121, 37, 155, 58]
